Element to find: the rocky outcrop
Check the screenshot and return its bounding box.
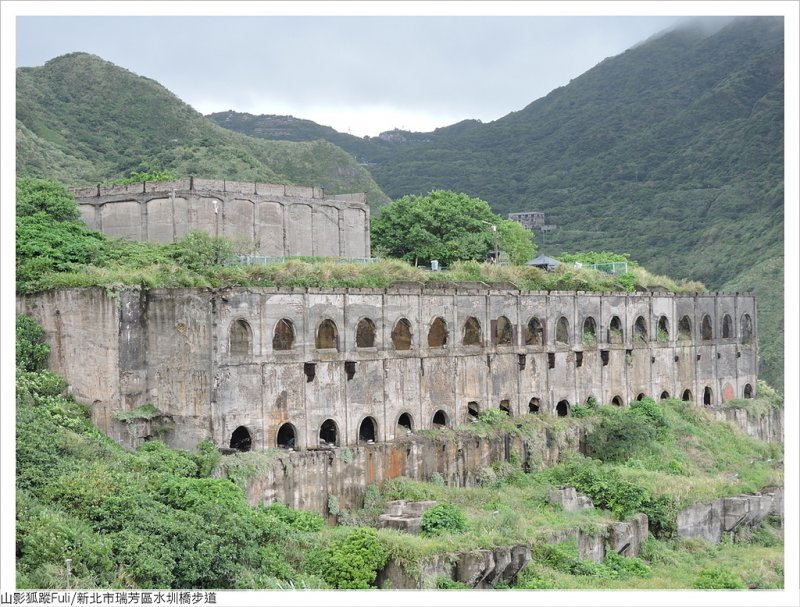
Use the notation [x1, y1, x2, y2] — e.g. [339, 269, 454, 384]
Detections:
[677, 488, 783, 543]
[548, 486, 594, 511]
[712, 406, 783, 443]
[377, 500, 437, 534]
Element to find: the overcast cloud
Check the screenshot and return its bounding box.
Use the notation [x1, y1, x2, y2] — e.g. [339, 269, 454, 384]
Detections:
[13, 13, 725, 136]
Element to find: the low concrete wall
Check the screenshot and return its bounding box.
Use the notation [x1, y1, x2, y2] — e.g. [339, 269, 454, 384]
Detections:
[676, 488, 783, 543]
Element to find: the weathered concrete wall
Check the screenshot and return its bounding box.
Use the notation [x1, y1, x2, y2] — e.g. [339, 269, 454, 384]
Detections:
[72, 179, 370, 259]
[712, 406, 783, 443]
[676, 488, 783, 543]
[17, 287, 759, 452]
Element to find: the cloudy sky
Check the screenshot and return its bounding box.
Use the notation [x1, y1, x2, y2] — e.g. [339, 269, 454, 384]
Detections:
[8, 6, 749, 137]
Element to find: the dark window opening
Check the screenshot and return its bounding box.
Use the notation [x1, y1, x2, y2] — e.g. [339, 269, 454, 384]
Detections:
[674, 355, 679, 362]
[398, 413, 413, 433]
[608, 316, 623, 344]
[682, 389, 692, 402]
[722, 314, 733, 339]
[741, 314, 753, 344]
[703, 386, 713, 406]
[744, 384, 753, 399]
[678, 316, 692, 341]
[582, 317, 597, 345]
[548, 352, 555, 369]
[660, 391, 670, 400]
[494, 316, 513, 346]
[633, 316, 648, 343]
[344, 360, 356, 380]
[463, 317, 482, 346]
[230, 426, 252, 451]
[304, 362, 316, 382]
[612, 396, 623, 407]
[717, 352, 721, 359]
[277, 423, 296, 450]
[601, 350, 610, 366]
[391, 318, 413, 350]
[356, 318, 376, 348]
[626, 349, 633, 359]
[319, 419, 339, 446]
[499, 400, 511, 416]
[575, 351, 583, 367]
[555, 316, 570, 345]
[359, 417, 377, 443]
[316, 319, 339, 350]
[701, 315, 713, 341]
[525, 317, 544, 346]
[428, 317, 448, 347]
[556, 400, 570, 417]
[230, 320, 252, 357]
[657, 316, 669, 342]
[272, 318, 295, 351]
[529, 398, 540, 413]
[636, 393, 645, 401]
[432, 410, 449, 427]
[696, 354, 701, 361]
[737, 351, 741, 358]
[518, 354, 527, 370]
[467, 401, 480, 420]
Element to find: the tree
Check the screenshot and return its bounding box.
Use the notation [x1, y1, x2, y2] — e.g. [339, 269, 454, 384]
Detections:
[371, 190, 535, 267]
[16, 178, 81, 221]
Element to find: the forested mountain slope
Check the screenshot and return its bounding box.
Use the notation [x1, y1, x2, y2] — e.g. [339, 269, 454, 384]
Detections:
[210, 18, 785, 388]
[16, 53, 390, 207]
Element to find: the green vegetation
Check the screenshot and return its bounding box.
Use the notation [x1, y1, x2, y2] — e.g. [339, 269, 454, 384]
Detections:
[371, 190, 535, 266]
[420, 504, 468, 537]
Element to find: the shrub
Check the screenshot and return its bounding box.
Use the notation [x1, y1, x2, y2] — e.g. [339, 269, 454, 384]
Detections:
[260, 503, 325, 532]
[478, 408, 508, 425]
[420, 503, 468, 537]
[693, 567, 746, 589]
[307, 528, 388, 589]
[16, 315, 50, 372]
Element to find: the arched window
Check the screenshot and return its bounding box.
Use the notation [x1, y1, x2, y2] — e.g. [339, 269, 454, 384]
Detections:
[499, 400, 512, 416]
[556, 400, 570, 417]
[463, 317, 482, 346]
[582, 317, 597, 345]
[611, 396, 623, 407]
[525, 317, 544, 346]
[397, 413, 414, 433]
[230, 426, 252, 451]
[391, 318, 413, 350]
[657, 316, 669, 342]
[359, 417, 377, 443]
[277, 423, 296, 449]
[608, 316, 623, 344]
[356, 318, 376, 348]
[555, 317, 570, 345]
[494, 316, 513, 346]
[529, 398, 540, 413]
[319, 419, 339, 446]
[636, 393, 646, 401]
[230, 320, 252, 357]
[682, 389, 693, 402]
[467, 402, 480, 420]
[428, 317, 448, 348]
[741, 314, 753, 344]
[703, 386, 713, 406]
[272, 318, 295, 351]
[678, 316, 692, 341]
[633, 316, 648, 342]
[316, 319, 339, 350]
[722, 314, 733, 339]
[701, 315, 713, 341]
[432, 410, 449, 427]
[660, 391, 670, 400]
[743, 384, 753, 399]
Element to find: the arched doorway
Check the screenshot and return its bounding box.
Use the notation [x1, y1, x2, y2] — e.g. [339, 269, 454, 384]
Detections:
[744, 384, 754, 399]
[499, 400, 512, 416]
[703, 386, 713, 406]
[467, 401, 480, 420]
[356, 318, 376, 348]
[230, 426, 252, 451]
[660, 391, 670, 400]
[636, 393, 646, 401]
[463, 317, 482, 346]
[529, 398, 540, 413]
[428, 317, 448, 347]
[272, 318, 295, 350]
[611, 396, 623, 407]
[391, 318, 413, 350]
[397, 412, 414, 433]
[319, 419, 339, 446]
[277, 423, 296, 449]
[682, 389, 693, 402]
[556, 400, 570, 417]
[230, 320, 252, 357]
[432, 410, 449, 427]
[316, 319, 339, 350]
[494, 316, 513, 345]
[359, 417, 377, 443]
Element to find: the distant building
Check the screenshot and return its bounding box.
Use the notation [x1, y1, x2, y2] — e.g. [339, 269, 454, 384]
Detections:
[508, 211, 556, 232]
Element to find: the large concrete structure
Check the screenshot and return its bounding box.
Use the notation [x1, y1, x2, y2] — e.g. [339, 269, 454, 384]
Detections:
[18, 286, 758, 454]
[71, 178, 371, 258]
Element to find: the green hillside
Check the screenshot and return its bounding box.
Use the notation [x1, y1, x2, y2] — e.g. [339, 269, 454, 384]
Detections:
[210, 18, 784, 388]
[16, 53, 390, 207]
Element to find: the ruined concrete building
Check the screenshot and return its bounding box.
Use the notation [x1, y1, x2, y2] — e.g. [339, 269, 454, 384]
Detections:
[70, 178, 371, 258]
[18, 286, 758, 453]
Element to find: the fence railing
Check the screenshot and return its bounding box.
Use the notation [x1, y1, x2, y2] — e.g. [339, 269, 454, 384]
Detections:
[233, 256, 379, 266]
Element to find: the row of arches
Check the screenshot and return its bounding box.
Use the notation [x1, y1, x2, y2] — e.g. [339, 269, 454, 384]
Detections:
[229, 312, 754, 357]
[228, 381, 755, 451]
